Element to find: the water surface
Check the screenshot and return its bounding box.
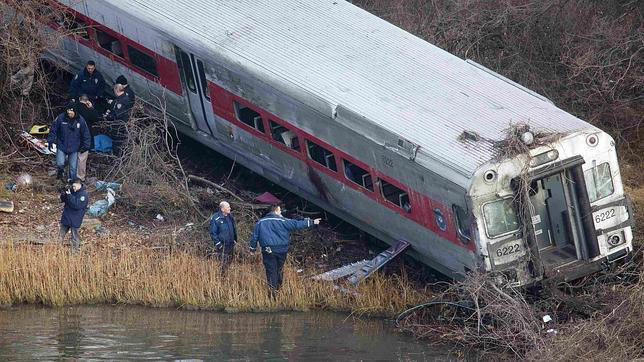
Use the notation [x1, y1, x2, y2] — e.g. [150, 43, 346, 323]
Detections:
[0, 305, 453, 361]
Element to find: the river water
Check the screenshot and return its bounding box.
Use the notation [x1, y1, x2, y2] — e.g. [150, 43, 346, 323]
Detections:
[0, 305, 454, 361]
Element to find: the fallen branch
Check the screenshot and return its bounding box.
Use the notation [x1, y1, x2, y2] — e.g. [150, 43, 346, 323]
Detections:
[187, 174, 244, 202]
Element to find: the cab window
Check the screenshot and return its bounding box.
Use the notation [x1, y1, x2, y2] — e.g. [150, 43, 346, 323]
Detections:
[584, 162, 614, 202]
[483, 198, 519, 238]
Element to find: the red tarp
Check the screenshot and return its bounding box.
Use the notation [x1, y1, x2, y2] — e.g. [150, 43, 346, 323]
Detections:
[254, 192, 281, 205]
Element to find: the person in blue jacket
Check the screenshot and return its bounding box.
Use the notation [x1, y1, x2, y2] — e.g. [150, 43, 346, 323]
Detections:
[249, 205, 321, 295]
[209, 201, 237, 274]
[48, 104, 91, 181]
[69, 60, 105, 103]
[59, 179, 89, 251]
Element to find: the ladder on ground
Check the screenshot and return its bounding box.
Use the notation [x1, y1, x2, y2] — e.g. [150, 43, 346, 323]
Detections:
[313, 239, 410, 285]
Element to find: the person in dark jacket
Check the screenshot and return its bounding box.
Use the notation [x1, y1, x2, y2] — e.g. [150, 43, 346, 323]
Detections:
[48, 104, 91, 181]
[115, 75, 136, 108]
[75, 94, 101, 181]
[69, 61, 105, 103]
[103, 83, 134, 155]
[249, 205, 321, 294]
[59, 179, 89, 251]
[209, 201, 238, 274]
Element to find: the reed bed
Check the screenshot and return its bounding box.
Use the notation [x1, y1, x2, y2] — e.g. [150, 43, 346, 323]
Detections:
[0, 244, 429, 316]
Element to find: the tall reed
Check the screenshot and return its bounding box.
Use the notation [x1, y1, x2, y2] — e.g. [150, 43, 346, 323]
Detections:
[0, 244, 429, 316]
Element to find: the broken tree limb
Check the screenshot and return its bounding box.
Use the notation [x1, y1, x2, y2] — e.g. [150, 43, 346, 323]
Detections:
[187, 174, 244, 202]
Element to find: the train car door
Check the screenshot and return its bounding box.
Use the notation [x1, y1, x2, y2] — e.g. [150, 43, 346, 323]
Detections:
[175, 47, 216, 136]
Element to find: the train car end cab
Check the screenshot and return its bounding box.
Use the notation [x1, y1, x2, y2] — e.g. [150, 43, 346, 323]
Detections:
[470, 129, 634, 286]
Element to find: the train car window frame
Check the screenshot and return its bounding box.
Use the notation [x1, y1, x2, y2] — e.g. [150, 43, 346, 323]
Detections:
[67, 17, 91, 40]
[176, 50, 196, 93]
[196, 60, 211, 101]
[453, 204, 472, 242]
[127, 45, 158, 77]
[343, 159, 373, 191]
[307, 140, 337, 172]
[378, 178, 411, 212]
[269, 120, 300, 152]
[94, 27, 124, 58]
[234, 101, 265, 134]
[482, 198, 520, 238]
[584, 162, 614, 203]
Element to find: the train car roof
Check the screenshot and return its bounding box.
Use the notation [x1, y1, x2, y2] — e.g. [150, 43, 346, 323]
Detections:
[97, 0, 596, 180]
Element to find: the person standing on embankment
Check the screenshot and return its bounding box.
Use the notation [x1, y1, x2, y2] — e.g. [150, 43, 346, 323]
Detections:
[59, 179, 89, 251]
[209, 201, 237, 274]
[48, 104, 91, 181]
[249, 205, 321, 297]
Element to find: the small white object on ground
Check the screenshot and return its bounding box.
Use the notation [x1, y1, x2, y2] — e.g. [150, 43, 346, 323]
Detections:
[542, 315, 552, 323]
[156, 214, 164, 221]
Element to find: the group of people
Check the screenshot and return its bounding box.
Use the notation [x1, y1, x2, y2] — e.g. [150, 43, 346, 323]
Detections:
[53, 60, 135, 250]
[210, 201, 321, 297]
[49, 60, 135, 183]
[53, 60, 320, 295]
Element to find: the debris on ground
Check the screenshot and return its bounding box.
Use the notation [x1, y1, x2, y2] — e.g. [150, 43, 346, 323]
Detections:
[254, 191, 282, 205]
[0, 200, 14, 213]
[87, 188, 116, 217]
[155, 214, 165, 222]
[4, 182, 16, 192]
[95, 180, 121, 191]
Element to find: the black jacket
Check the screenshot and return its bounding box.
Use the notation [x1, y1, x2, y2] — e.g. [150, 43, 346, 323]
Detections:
[69, 68, 105, 101]
[60, 186, 89, 228]
[48, 112, 91, 154]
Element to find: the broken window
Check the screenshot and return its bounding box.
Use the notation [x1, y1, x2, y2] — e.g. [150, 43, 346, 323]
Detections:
[234, 101, 265, 133]
[127, 45, 158, 77]
[307, 140, 337, 172]
[95, 28, 123, 58]
[269, 120, 300, 151]
[483, 198, 519, 238]
[379, 178, 410, 212]
[584, 162, 614, 203]
[453, 205, 472, 241]
[65, 16, 90, 40]
[343, 160, 373, 191]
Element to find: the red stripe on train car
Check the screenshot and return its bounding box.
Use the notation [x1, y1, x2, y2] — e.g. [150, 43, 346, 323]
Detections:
[54, 2, 182, 95]
[209, 83, 474, 251]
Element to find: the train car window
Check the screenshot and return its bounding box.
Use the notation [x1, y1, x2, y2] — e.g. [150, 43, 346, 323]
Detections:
[57, 15, 90, 39]
[584, 162, 614, 202]
[127, 45, 158, 77]
[177, 51, 196, 93]
[234, 101, 265, 133]
[95, 29, 124, 58]
[453, 205, 472, 241]
[379, 178, 410, 212]
[269, 120, 300, 152]
[482, 198, 519, 238]
[343, 160, 373, 191]
[307, 141, 337, 172]
[196, 60, 210, 100]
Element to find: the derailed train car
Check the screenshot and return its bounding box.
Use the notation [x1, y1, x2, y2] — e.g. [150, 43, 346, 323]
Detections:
[35, 0, 632, 286]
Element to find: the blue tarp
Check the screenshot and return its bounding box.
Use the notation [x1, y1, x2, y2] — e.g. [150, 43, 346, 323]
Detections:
[92, 134, 113, 153]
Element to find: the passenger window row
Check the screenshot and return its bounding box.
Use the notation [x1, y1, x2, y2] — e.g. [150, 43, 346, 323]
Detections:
[232, 101, 412, 213]
[63, 15, 159, 77]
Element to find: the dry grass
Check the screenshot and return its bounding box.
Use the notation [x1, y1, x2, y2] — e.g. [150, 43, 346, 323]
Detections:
[0, 243, 429, 316]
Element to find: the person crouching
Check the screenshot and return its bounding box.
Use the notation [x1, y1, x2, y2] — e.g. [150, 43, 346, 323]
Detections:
[59, 179, 89, 251]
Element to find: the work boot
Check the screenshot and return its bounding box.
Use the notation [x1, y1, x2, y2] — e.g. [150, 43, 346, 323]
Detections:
[56, 169, 64, 180]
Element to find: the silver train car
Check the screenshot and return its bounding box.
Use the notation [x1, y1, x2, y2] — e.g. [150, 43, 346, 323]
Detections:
[38, 0, 632, 286]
